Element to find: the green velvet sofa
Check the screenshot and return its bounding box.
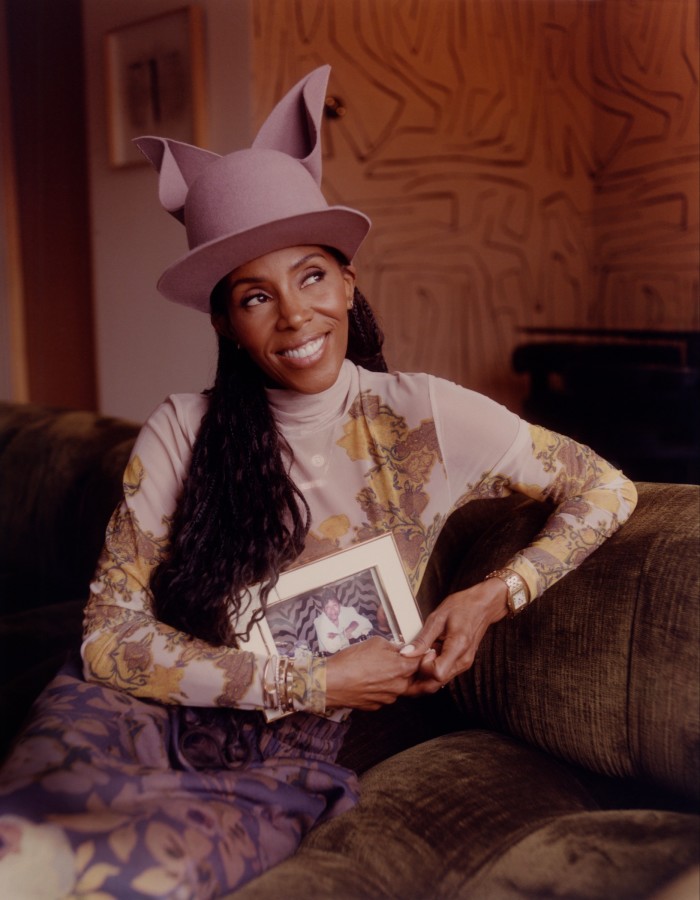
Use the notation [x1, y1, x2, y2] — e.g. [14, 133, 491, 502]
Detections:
[0, 399, 698, 899]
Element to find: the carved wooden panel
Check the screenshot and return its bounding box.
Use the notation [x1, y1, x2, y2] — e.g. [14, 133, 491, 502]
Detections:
[252, 0, 699, 408]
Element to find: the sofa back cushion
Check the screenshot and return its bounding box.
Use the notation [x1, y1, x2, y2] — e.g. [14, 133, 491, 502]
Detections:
[0, 402, 138, 613]
[424, 484, 699, 803]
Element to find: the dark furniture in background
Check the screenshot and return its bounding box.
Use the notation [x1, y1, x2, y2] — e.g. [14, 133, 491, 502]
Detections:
[513, 328, 700, 485]
[0, 400, 698, 899]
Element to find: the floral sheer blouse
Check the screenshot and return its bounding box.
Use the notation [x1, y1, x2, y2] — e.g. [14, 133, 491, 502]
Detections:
[82, 361, 638, 716]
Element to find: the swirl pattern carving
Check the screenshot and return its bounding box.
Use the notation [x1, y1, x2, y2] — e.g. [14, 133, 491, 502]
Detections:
[252, 0, 698, 409]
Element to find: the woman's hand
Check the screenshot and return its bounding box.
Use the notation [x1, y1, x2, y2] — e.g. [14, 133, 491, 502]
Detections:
[400, 579, 509, 694]
[325, 636, 422, 710]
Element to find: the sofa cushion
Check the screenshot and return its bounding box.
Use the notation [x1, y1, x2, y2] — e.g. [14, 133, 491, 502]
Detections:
[337, 691, 462, 774]
[229, 730, 698, 899]
[0, 601, 85, 759]
[443, 483, 699, 803]
[464, 809, 700, 900]
[0, 402, 138, 614]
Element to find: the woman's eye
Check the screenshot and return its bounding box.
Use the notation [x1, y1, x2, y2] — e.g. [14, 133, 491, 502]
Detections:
[301, 269, 325, 288]
[241, 292, 269, 308]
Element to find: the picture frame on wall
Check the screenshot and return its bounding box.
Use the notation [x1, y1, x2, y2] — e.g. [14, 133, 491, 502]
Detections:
[238, 534, 423, 719]
[104, 6, 206, 168]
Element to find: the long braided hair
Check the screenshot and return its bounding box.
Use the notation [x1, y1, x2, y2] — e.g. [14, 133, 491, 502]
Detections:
[150, 257, 387, 647]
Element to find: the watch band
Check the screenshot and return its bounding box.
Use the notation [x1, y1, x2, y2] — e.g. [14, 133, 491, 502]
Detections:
[486, 568, 531, 616]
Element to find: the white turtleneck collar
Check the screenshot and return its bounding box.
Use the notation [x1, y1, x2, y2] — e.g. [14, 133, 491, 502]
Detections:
[264, 359, 356, 434]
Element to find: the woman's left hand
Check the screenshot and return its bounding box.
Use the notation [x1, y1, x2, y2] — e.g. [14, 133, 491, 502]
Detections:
[401, 578, 509, 694]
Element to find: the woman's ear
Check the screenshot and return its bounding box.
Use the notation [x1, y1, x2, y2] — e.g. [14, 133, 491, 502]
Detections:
[342, 264, 356, 309]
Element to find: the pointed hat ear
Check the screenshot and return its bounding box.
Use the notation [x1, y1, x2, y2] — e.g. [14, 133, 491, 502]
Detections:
[134, 137, 220, 223]
[252, 65, 331, 185]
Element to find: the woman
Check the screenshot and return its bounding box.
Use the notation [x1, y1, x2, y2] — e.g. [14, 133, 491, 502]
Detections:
[0, 67, 637, 898]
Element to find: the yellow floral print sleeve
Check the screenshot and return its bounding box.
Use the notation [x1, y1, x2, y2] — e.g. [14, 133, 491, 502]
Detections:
[81, 399, 326, 715]
[459, 422, 638, 599]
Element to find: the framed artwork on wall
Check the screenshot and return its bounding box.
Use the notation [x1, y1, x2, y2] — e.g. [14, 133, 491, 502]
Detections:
[104, 6, 206, 168]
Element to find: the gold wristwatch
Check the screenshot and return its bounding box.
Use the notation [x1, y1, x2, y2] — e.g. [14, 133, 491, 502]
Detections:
[486, 568, 530, 616]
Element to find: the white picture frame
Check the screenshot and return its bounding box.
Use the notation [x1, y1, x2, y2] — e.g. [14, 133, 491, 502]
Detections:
[238, 533, 423, 661]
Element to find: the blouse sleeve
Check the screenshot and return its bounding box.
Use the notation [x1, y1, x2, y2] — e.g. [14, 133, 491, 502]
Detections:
[431, 378, 638, 601]
[80, 396, 326, 714]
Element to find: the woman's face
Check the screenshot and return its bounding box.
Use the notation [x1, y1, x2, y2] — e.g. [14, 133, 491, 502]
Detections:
[214, 245, 356, 394]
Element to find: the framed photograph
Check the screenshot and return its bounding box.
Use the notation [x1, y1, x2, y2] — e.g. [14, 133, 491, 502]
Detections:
[104, 6, 206, 168]
[239, 533, 423, 692]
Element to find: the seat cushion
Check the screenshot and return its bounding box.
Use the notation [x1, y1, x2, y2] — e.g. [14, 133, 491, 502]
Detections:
[230, 730, 699, 899]
[466, 809, 700, 900]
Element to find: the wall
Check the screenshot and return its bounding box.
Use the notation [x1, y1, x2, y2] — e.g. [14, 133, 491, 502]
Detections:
[77, 0, 699, 419]
[0, 0, 25, 401]
[2, 0, 96, 409]
[82, 0, 252, 421]
[591, 1, 699, 328]
[252, 0, 699, 409]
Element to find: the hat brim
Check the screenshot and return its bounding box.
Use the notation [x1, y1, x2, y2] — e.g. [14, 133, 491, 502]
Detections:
[157, 207, 371, 312]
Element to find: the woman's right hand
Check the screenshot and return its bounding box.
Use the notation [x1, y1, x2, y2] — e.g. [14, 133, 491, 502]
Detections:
[324, 636, 422, 710]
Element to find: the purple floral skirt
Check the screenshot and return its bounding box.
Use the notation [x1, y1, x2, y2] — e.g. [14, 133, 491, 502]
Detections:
[0, 660, 358, 898]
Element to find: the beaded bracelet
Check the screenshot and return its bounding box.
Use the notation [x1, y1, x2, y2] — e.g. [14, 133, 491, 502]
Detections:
[262, 654, 297, 714]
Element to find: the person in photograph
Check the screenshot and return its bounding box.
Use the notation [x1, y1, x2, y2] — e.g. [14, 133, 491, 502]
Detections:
[314, 593, 374, 654]
[0, 66, 637, 897]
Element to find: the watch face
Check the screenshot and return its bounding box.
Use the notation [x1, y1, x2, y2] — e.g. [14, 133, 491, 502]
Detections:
[511, 591, 528, 611]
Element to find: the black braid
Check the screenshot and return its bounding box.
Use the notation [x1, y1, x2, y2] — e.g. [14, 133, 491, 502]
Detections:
[150, 260, 388, 647]
[347, 287, 389, 373]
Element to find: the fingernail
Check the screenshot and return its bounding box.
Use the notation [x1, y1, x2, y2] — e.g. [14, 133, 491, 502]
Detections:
[399, 644, 415, 656]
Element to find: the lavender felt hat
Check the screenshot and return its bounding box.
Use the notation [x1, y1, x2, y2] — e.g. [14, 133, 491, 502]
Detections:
[135, 65, 371, 313]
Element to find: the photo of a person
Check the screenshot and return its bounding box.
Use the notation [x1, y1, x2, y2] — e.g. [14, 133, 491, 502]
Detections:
[314, 592, 374, 655]
[263, 567, 394, 658]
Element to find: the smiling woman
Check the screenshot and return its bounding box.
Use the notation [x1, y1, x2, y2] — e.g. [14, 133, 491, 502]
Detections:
[212, 246, 355, 394]
[0, 65, 638, 898]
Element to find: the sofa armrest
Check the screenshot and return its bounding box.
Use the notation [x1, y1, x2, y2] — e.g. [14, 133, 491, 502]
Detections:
[432, 483, 699, 803]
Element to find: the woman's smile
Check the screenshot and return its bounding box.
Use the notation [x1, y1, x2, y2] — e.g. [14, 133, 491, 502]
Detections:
[214, 245, 356, 394]
[278, 333, 327, 363]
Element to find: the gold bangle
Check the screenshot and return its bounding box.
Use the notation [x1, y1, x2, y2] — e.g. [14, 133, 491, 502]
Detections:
[262, 656, 279, 709]
[277, 656, 290, 712]
[284, 660, 296, 712]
